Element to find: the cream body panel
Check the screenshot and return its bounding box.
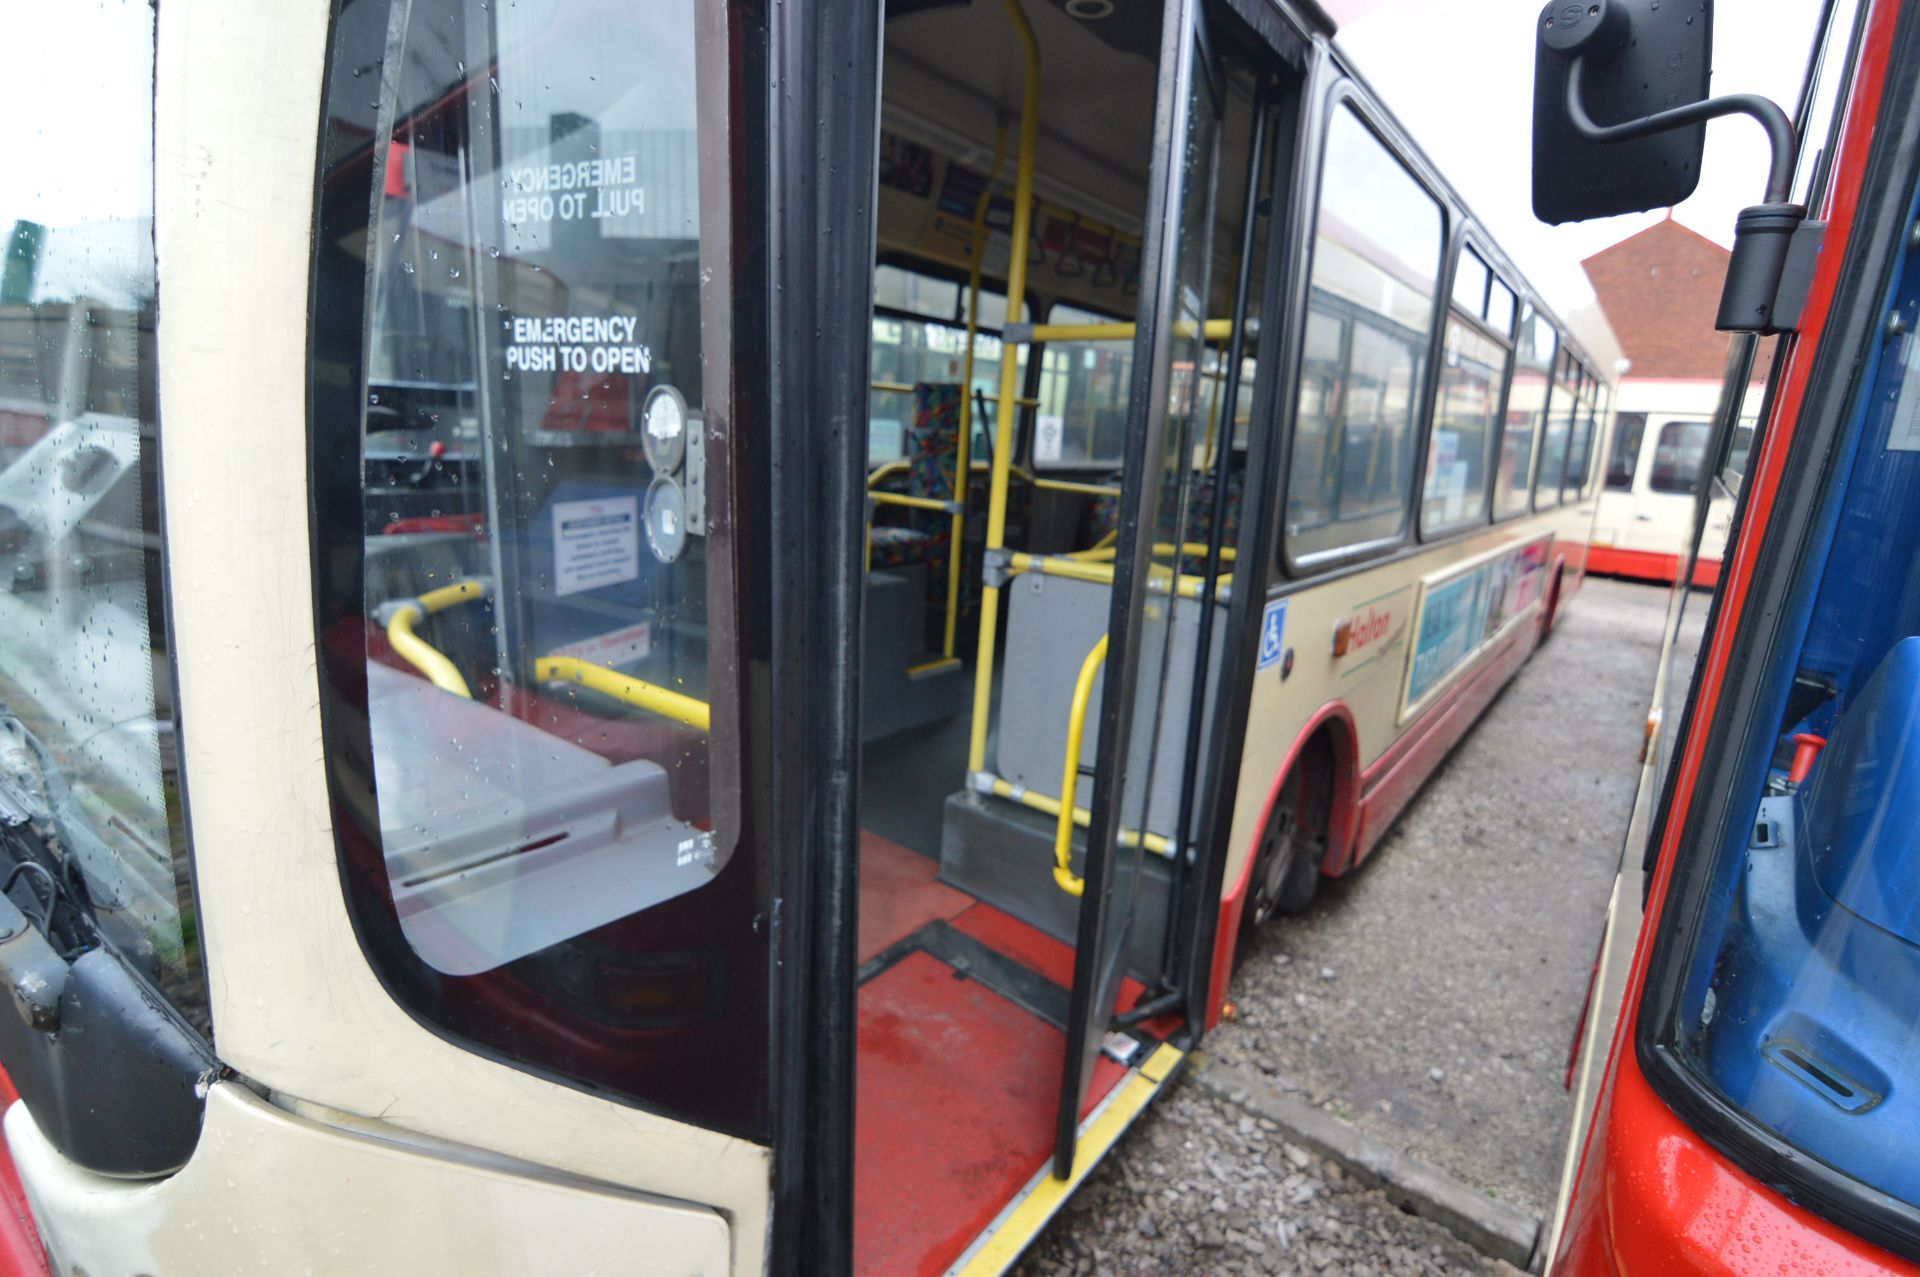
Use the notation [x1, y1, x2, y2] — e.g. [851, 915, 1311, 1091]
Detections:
[150, 2, 769, 1271]
[1221, 511, 1575, 893]
[1606, 378, 1761, 563]
[7, 1085, 730, 1277]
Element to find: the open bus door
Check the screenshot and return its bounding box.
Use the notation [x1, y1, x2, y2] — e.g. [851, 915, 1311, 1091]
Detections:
[1054, 0, 1226, 1178]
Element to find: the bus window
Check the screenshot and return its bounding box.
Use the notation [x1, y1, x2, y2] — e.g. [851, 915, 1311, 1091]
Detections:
[1034, 302, 1129, 470]
[1451, 246, 1490, 317]
[1493, 305, 1551, 518]
[1486, 277, 1516, 338]
[1649, 420, 1713, 494]
[870, 265, 1012, 465]
[1533, 344, 1577, 509]
[1420, 312, 1503, 533]
[1563, 364, 1599, 500]
[0, 3, 205, 1035]
[1606, 412, 1647, 489]
[1284, 104, 1441, 563]
[312, 0, 768, 1134]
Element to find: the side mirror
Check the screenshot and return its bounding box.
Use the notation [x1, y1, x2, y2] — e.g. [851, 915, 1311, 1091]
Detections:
[1532, 0, 1712, 224]
[1531, 0, 1813, 334]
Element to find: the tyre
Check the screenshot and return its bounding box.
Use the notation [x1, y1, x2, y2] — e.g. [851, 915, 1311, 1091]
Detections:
[1245, 767, 1324, 928]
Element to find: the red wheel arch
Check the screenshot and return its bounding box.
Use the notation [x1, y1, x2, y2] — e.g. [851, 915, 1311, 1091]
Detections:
[1206, 701, 1360, 1027]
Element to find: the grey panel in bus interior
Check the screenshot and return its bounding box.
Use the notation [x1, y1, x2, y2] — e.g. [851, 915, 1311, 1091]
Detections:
[996, 572, 1224, 841]
[862, 565, 966, 741]
[366, 663, 715, 976]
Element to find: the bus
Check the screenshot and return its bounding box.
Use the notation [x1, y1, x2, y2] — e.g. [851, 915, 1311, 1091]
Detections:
[1590, 385, 1759, 588]
[0, 0, 1616, 1273]
[1543, 0, 1920, 1271]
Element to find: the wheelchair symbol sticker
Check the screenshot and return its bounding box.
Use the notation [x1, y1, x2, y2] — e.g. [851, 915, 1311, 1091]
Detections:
[1257, 598, 1288, 672]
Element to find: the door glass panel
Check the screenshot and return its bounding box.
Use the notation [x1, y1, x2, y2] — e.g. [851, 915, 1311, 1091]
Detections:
[311, 0, 768, 1135]
[0, 1, 204, 1033]
[1060, 18, 1224, 1167]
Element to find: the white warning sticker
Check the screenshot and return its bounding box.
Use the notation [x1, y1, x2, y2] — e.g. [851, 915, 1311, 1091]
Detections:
[506, 313, 652, 376]
[552, 497, 641, 596]
[1034, 413, 1066, 464]
[501, 153, 645, 226]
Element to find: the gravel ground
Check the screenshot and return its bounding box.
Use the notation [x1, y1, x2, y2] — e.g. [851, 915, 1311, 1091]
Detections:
[1015, 1084, 1519, 1276]
[1014, 576, 1672, 1274]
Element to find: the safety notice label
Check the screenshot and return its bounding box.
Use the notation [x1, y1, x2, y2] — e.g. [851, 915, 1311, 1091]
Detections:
[507, 313, 652, 376]
[552, 497, 641, 596]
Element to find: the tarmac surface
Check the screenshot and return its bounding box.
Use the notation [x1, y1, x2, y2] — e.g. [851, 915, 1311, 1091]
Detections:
[1014, 575, 1676, 1275]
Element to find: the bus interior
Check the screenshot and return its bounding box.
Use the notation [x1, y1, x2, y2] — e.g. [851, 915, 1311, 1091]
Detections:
[850, 4, 1278, 1270]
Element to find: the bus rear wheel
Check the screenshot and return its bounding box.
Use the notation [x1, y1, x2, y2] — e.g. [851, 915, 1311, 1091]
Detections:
[1246, 768, 1324, 927]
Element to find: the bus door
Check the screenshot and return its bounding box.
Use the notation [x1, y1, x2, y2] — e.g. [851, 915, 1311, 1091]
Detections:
[1055, 0, 1295, 1174]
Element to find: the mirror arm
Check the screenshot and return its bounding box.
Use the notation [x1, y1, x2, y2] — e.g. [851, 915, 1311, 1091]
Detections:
[1566, 57, 1796, 204]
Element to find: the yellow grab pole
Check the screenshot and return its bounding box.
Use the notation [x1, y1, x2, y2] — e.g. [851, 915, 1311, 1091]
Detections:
[1052, 634, 1108, 897]
[383, 577, 491, 699]
[967, 0, 1041, 775]
[534, 656, 712, 732]
[1019, 319, 1237, 344]
[387, 604, 474, 699]
[948, 124, 1008, 660]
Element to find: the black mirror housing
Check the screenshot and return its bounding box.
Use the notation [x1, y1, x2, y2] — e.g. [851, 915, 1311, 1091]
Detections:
[1532, 0, 1713, 224]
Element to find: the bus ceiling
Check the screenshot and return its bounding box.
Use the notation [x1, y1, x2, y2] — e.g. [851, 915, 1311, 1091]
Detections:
[880, 0, 1163, 241]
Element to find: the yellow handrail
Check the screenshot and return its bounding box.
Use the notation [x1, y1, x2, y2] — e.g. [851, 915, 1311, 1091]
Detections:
[1014, 318, 1238, 345]
[1007, 551, 1226, 602]
[387, 604, 474, 699]
[378, 577, 709, 732]
[950, 123, 1007, 660]
[968, 0, 1042, 775]
[534, 656, 711, 732]
[1064, 542, 1237, 564]
[1052, 634, 1108, 897]
[870, 490, 958, 514]
[1030, 476, 1120, 497]
[384, 577, 491, 699]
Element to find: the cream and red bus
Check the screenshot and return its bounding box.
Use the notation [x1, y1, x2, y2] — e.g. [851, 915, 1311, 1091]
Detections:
[0, 0, 1616, 1273]
[1590, 377, 1761, 589]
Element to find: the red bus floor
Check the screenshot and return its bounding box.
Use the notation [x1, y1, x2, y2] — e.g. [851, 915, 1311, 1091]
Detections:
[854, 832, 1149, 1277]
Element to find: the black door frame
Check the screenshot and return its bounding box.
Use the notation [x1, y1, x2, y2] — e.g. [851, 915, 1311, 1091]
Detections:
[764, 0, 882, 1271]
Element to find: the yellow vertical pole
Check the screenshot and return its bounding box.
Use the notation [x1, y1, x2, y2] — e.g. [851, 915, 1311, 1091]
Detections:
[946, 125, 1007, 660]
[967, 0, 1041, 774]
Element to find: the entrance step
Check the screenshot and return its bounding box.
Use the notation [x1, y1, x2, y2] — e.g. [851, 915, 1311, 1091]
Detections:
[938, 788, 1173, 985]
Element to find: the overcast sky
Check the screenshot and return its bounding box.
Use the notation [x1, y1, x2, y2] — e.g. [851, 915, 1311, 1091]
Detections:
[1327, 0, 1833, 318]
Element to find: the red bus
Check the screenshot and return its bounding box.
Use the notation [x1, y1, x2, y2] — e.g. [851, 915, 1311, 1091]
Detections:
[1546, 0, 1920, 1270]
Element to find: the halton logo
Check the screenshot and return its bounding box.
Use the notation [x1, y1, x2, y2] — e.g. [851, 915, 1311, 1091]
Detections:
[1332, 606, 1392, 659]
